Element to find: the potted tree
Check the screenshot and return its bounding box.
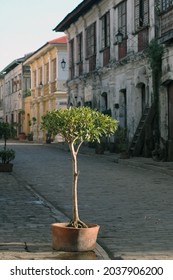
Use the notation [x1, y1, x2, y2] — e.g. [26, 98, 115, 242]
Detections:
[41, 106, 118, 251]
[0, 122, 15, 172]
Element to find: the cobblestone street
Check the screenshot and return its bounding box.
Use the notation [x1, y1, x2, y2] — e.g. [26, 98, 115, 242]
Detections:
[0, 142, 173, 259]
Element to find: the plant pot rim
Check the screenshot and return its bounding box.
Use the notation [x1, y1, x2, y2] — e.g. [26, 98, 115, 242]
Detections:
[52, 222, 99, 229]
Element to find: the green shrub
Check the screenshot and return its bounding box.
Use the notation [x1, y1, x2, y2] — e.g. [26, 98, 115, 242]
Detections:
[0, 149, 15, 164]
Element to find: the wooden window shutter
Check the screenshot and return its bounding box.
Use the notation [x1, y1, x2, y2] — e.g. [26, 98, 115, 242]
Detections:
[135, 0, 149, 30]
[101, 16, 105, 49]
[134, 0, 140, 30]
[143, 0, 149, 26]
[107, 12, 110, 47]
[118, 1, 127, 36]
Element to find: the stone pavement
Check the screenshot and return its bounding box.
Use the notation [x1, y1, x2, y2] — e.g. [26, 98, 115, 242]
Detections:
[0, 140, 173, 260]
[0, 168, 108, 260]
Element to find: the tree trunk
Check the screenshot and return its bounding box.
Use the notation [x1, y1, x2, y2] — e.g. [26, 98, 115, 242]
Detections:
[68, 142, 87, 228]
[69, 143, 80, 225]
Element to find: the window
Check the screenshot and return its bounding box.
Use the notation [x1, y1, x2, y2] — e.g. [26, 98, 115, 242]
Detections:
[118, 1, 127, 37]
[86, 22, 96, 71]
[77, 33, 83, 62]
[18, 74, 21, 90]
[38, 67, 42, 85]
[135, 0, 149, 30]
[45, 63, 49, 84]
[77, 33, 83, 75]
[101, 12, 110, 49]
[101, 12, 110, 66]
[12, 77, 17, 92]
[52, 59, 56, 81]
[117, 1, 127, 59]
[69, 39, 75, 79]
[134, 0, 149, 50]
[86, 22, 96, 58]
[162, 0, 173, 11]
[33, 70, 36, 87]
[24, 78, 31, 92]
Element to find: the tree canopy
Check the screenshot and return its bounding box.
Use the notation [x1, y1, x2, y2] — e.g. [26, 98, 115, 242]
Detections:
[41, 106, 118, 145]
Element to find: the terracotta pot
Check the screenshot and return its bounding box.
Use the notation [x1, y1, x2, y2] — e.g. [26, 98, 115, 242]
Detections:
[0, 163, 13, 172]
[51, 222, 100, 252]
[19, 133, 26, 140]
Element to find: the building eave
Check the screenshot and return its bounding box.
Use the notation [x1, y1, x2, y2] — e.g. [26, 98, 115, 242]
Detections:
[53, 0, 101, 32]
[0, 57, 26, 75]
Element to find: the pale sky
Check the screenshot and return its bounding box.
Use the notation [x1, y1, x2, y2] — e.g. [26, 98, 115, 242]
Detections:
[0, 0, 82, 71]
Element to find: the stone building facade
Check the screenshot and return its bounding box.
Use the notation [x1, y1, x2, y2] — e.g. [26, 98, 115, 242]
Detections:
[24, 35, 68, 141]
[159, 1, 173, 160]
[54, 0, 155, 151]
[0, 57, 31, 136]
[54, 0, 173, 160]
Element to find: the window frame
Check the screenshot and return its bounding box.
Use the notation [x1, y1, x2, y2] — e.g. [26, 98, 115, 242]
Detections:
[86, 22, 96, 58]
[100, 11, 110, 50]
[134, 0, 149, 30]
[77, 32, 83, 63]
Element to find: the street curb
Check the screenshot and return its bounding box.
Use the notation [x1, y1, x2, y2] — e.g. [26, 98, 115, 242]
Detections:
[53, 142, 173, 178]
[118, 158, 173, 177]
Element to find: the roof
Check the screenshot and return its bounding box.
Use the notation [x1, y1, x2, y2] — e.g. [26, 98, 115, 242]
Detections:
[53, 0, 101, 32]
[48, 35, 67, 44]
[24, 35, 67, 65]
[35, 35, 67, 55]
[0, 55, 31, 75]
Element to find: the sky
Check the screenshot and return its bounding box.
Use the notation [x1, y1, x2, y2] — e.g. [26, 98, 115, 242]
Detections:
[0, 0, 82, 71]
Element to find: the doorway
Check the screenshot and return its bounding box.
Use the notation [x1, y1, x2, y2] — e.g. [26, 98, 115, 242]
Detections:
[119, 90, 127, 128]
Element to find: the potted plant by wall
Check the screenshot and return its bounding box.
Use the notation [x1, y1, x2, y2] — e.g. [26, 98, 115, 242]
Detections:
[41, 106, 118, 251]
[0, 122, 15, 172]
